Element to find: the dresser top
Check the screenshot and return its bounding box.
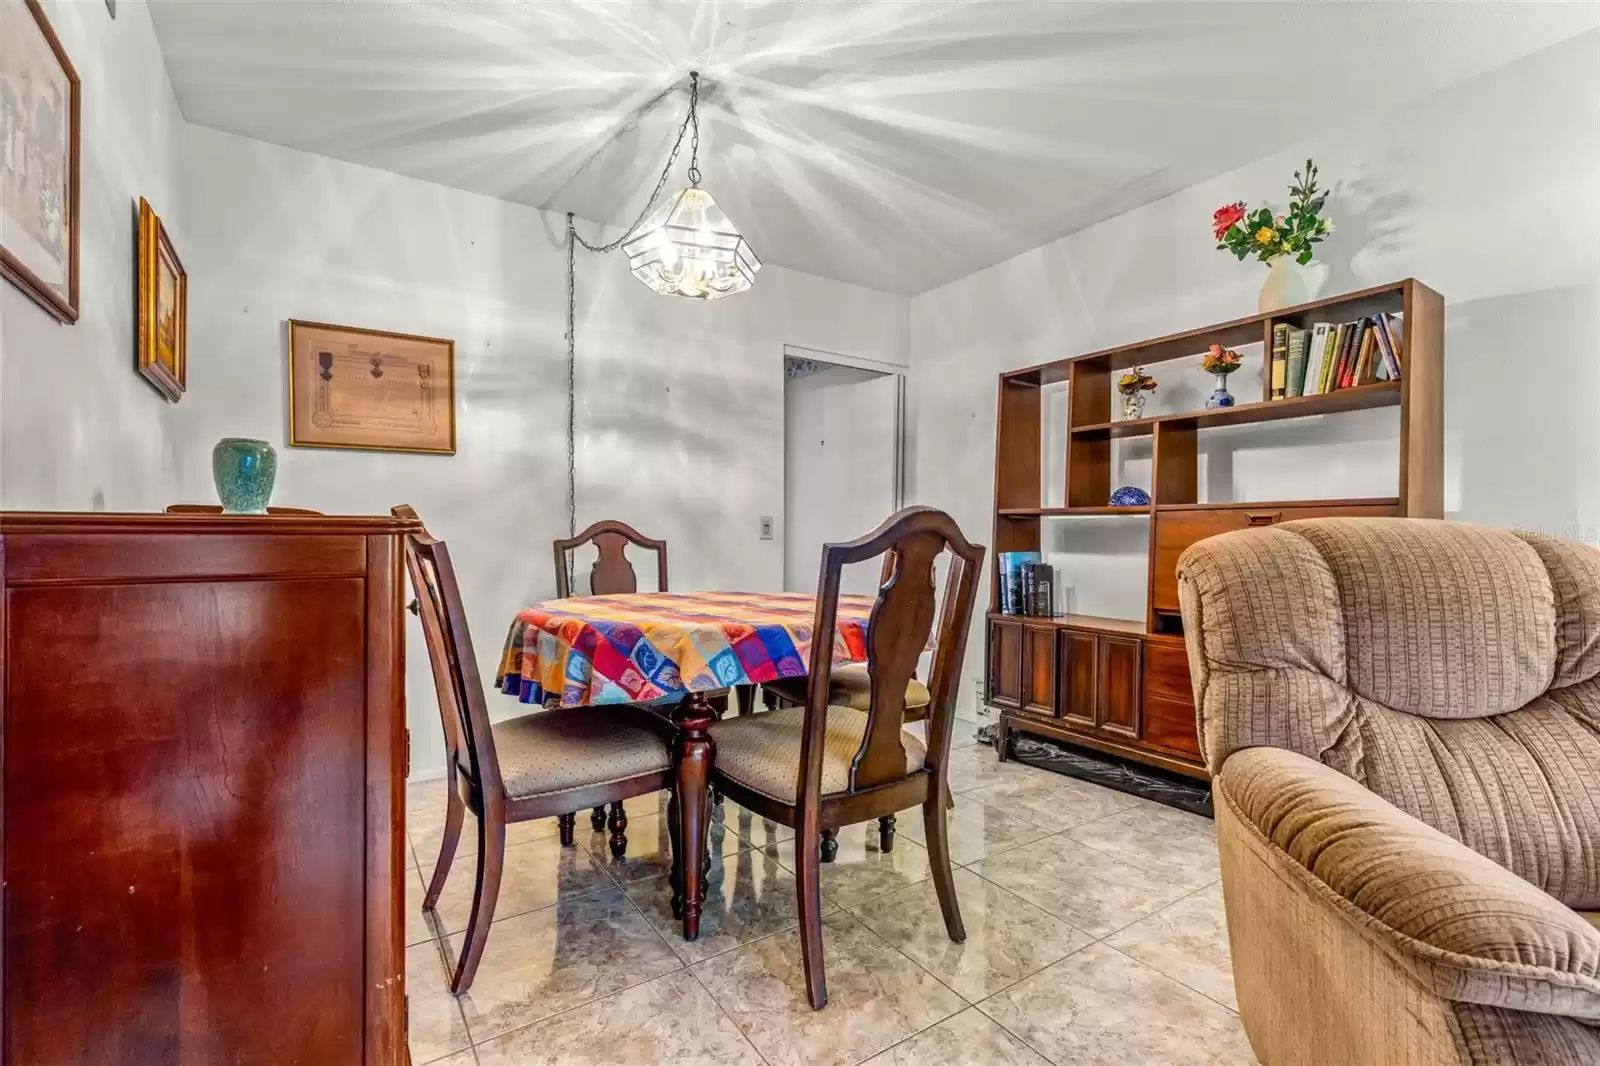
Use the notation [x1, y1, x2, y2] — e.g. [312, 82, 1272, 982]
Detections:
[0, 511, 424, 536]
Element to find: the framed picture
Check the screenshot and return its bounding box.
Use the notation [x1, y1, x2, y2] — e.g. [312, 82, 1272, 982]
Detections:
[0, 0, 80, 323]
[137, 197, 185, 401]
[287, 320, 456, 454]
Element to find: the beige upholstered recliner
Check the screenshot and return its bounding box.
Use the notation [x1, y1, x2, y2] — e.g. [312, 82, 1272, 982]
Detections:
[1177, 518, 1600, 1066]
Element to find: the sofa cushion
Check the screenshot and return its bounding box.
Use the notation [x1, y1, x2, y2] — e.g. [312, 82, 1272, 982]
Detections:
[1220, 747, 1600, 1020]
[1283, 519, 1555, 719]
[1449, 1004, 1600, 1066]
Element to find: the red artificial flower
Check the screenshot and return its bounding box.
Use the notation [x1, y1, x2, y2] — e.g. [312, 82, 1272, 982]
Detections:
[1212, 202, 1246, 241]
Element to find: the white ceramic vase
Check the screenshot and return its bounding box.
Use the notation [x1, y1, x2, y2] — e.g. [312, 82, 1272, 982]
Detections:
[1258, 256, 1328, 313]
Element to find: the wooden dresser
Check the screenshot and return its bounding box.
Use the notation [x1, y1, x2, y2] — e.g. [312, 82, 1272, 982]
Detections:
[0, 511, 417, 1065]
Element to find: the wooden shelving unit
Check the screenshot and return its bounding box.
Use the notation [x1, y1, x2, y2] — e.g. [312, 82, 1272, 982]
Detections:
[987, 279, 1444, 779]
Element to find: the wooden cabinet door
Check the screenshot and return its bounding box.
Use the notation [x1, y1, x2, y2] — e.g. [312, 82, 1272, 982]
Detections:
[987, 620, 1023, 709]
[1097, 635, 1143, 740]
[1021, 625, 1056, 717]
[1057, 630, 1098, 730]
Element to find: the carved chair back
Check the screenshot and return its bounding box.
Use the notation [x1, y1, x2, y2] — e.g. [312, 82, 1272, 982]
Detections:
[392, 505, 505, 810]
[799, 506, 984, 804]
[553, 520, 669, 598]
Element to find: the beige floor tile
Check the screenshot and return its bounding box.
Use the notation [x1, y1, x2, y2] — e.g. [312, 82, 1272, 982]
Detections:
[406, 940, 471, 1064]
[978, 942, 1256, 1065]
[451, 888, 682, 1045]
[895, 797, 1050, 866]
[1106, 883, 1238, 1010]
[1065, 803, 1221, 891]
[852, 869, 1093, 1002]
[694, 910, 966, 1066]
[473, 971, 756, 1066]
[945, 749, 1045, 794]
[626, 848, 837, 963]
[582, 810, 746, 885]
[716, 799, 797, 849]
[406, 862, 435, 948]
[859, 1007, 1050, 1066]
[961, 772, 1142, 829]
[410, 808, 564, 871]
[971, 835, 1193, 937]
[430, 836, 616, 935]
[773, 824, 935, 910]
[407, 776, 449, 814]
[422, 1053, 476, 1066]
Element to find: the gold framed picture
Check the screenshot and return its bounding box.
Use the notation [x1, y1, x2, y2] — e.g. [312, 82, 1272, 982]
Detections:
[137, 197, 186, 401]
[287, 320, 456, 454]
[0, 0, 81, 323]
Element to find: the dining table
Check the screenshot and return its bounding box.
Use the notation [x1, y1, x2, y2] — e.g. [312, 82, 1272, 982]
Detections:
[495, 589, 877, 939]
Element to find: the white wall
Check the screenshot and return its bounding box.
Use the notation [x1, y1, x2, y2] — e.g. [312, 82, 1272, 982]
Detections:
[909, 31, 1600, 676]
[0, 1, 910, 780]
[171, 126, 907, 778]
[1, 0, 185, 506]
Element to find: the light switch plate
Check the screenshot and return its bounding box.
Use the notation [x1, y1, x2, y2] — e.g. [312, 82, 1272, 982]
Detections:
[759, 516, 774, 540]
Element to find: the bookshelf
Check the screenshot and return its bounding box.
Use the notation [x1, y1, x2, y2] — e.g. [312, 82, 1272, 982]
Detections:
[987, 279, 1443, 779]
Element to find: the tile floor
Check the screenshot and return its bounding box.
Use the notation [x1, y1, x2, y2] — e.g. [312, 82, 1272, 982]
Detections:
[405, 723, 1256, 1066]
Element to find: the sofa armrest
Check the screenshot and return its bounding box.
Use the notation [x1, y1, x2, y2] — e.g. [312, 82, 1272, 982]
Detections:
[1218, 746, 1600, 1020]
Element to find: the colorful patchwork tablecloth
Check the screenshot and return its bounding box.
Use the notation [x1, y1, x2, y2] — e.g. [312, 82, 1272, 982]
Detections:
[495, 591, 876, 707]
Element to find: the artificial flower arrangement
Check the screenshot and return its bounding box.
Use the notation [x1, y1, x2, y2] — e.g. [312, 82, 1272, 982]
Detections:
[1201, 344, 1243, 376]
[1117, 366, 1158, 419]
[1213, 159, 1332, 265]
[1118, 367, 1158, 396]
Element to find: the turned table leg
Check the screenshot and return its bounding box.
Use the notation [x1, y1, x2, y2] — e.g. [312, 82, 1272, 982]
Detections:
[674, 692, 716, 941]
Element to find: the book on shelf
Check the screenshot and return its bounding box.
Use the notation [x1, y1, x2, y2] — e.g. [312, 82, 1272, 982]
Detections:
[997, 551, 1040, 615]
[1285, 326, 1310, 398]
[1304, 322, 1331, 398]
[1270, 323, 1289, 400]
[1021, 562, 1056, 617]
[1373, 312, 1403, 379]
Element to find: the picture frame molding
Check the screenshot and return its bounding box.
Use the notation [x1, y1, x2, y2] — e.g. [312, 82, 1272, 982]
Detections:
[286, 319, 457, 455]
[136, 197, 186, 402]
[0, 0, 82, 324]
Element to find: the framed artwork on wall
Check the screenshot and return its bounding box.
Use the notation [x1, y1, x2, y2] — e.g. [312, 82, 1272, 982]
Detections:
[0, 0, 80, 323]
[136, 198, 186, 401]
[287, 320, 456, 454]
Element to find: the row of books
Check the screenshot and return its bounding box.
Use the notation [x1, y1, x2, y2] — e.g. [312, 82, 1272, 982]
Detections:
[997, 552, 1056, 617]
[1270, 313, 1404, 400]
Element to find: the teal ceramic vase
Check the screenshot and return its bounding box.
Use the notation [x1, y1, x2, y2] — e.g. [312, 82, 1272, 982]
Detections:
[212, 438, 278, 514]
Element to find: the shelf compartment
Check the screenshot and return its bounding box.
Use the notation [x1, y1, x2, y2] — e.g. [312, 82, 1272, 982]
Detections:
[999, 506, 1150, 517]
[987, 612, 1148, 637]
[1153, 496, 1398, 512]
[1005, 279, 1409, 384]
[1072, 381, 1401, 439]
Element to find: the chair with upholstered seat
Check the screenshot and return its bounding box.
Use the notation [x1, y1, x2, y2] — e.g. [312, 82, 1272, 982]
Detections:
[396, 506, 677, 994]
[704, 506, 984, 1009]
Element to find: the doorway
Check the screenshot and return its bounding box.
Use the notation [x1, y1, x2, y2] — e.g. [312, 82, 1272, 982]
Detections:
[783, 352, 904, 596]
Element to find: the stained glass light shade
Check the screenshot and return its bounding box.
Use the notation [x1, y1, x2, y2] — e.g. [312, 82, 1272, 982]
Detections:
[621, 187, 761, 299]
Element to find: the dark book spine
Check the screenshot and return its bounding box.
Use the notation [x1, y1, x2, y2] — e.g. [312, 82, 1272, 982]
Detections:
[1036, 565, 1054, 617]
[1021, 564, 1037, 616]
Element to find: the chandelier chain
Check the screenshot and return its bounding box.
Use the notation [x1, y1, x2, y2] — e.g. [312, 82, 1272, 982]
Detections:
[565, 70, 703, 591]
[572, 70, 701, 256]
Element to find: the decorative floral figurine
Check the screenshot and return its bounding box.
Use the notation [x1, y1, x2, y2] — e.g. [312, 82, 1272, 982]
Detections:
[1117, 367, 1158, 420]
[1201, 344, 1242, 409]
[1212, 159, 1334, 311]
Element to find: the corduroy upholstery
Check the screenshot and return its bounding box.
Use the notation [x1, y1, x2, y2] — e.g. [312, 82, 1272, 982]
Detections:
[708, 705, 926, 804]
[1178, 518, 1600, 1066]
[491, 708, 672, 800]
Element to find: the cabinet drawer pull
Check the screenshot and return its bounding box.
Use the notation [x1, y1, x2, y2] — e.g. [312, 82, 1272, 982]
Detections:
[1246, 511, 1283, 526]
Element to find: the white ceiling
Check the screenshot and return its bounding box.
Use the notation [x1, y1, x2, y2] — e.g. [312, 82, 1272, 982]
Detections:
[148, 1, 1598, 295]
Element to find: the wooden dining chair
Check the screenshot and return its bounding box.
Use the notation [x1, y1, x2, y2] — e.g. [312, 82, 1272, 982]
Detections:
[396, 505, 677, 994]
[704, 506, 984, 1009]
[165, 503, 323, 515]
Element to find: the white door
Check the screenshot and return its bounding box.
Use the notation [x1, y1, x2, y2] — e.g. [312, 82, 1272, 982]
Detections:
[784, 368, 903, 596]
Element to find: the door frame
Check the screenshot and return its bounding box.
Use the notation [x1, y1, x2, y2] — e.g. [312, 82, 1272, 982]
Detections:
[782, 344, 907, 511]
